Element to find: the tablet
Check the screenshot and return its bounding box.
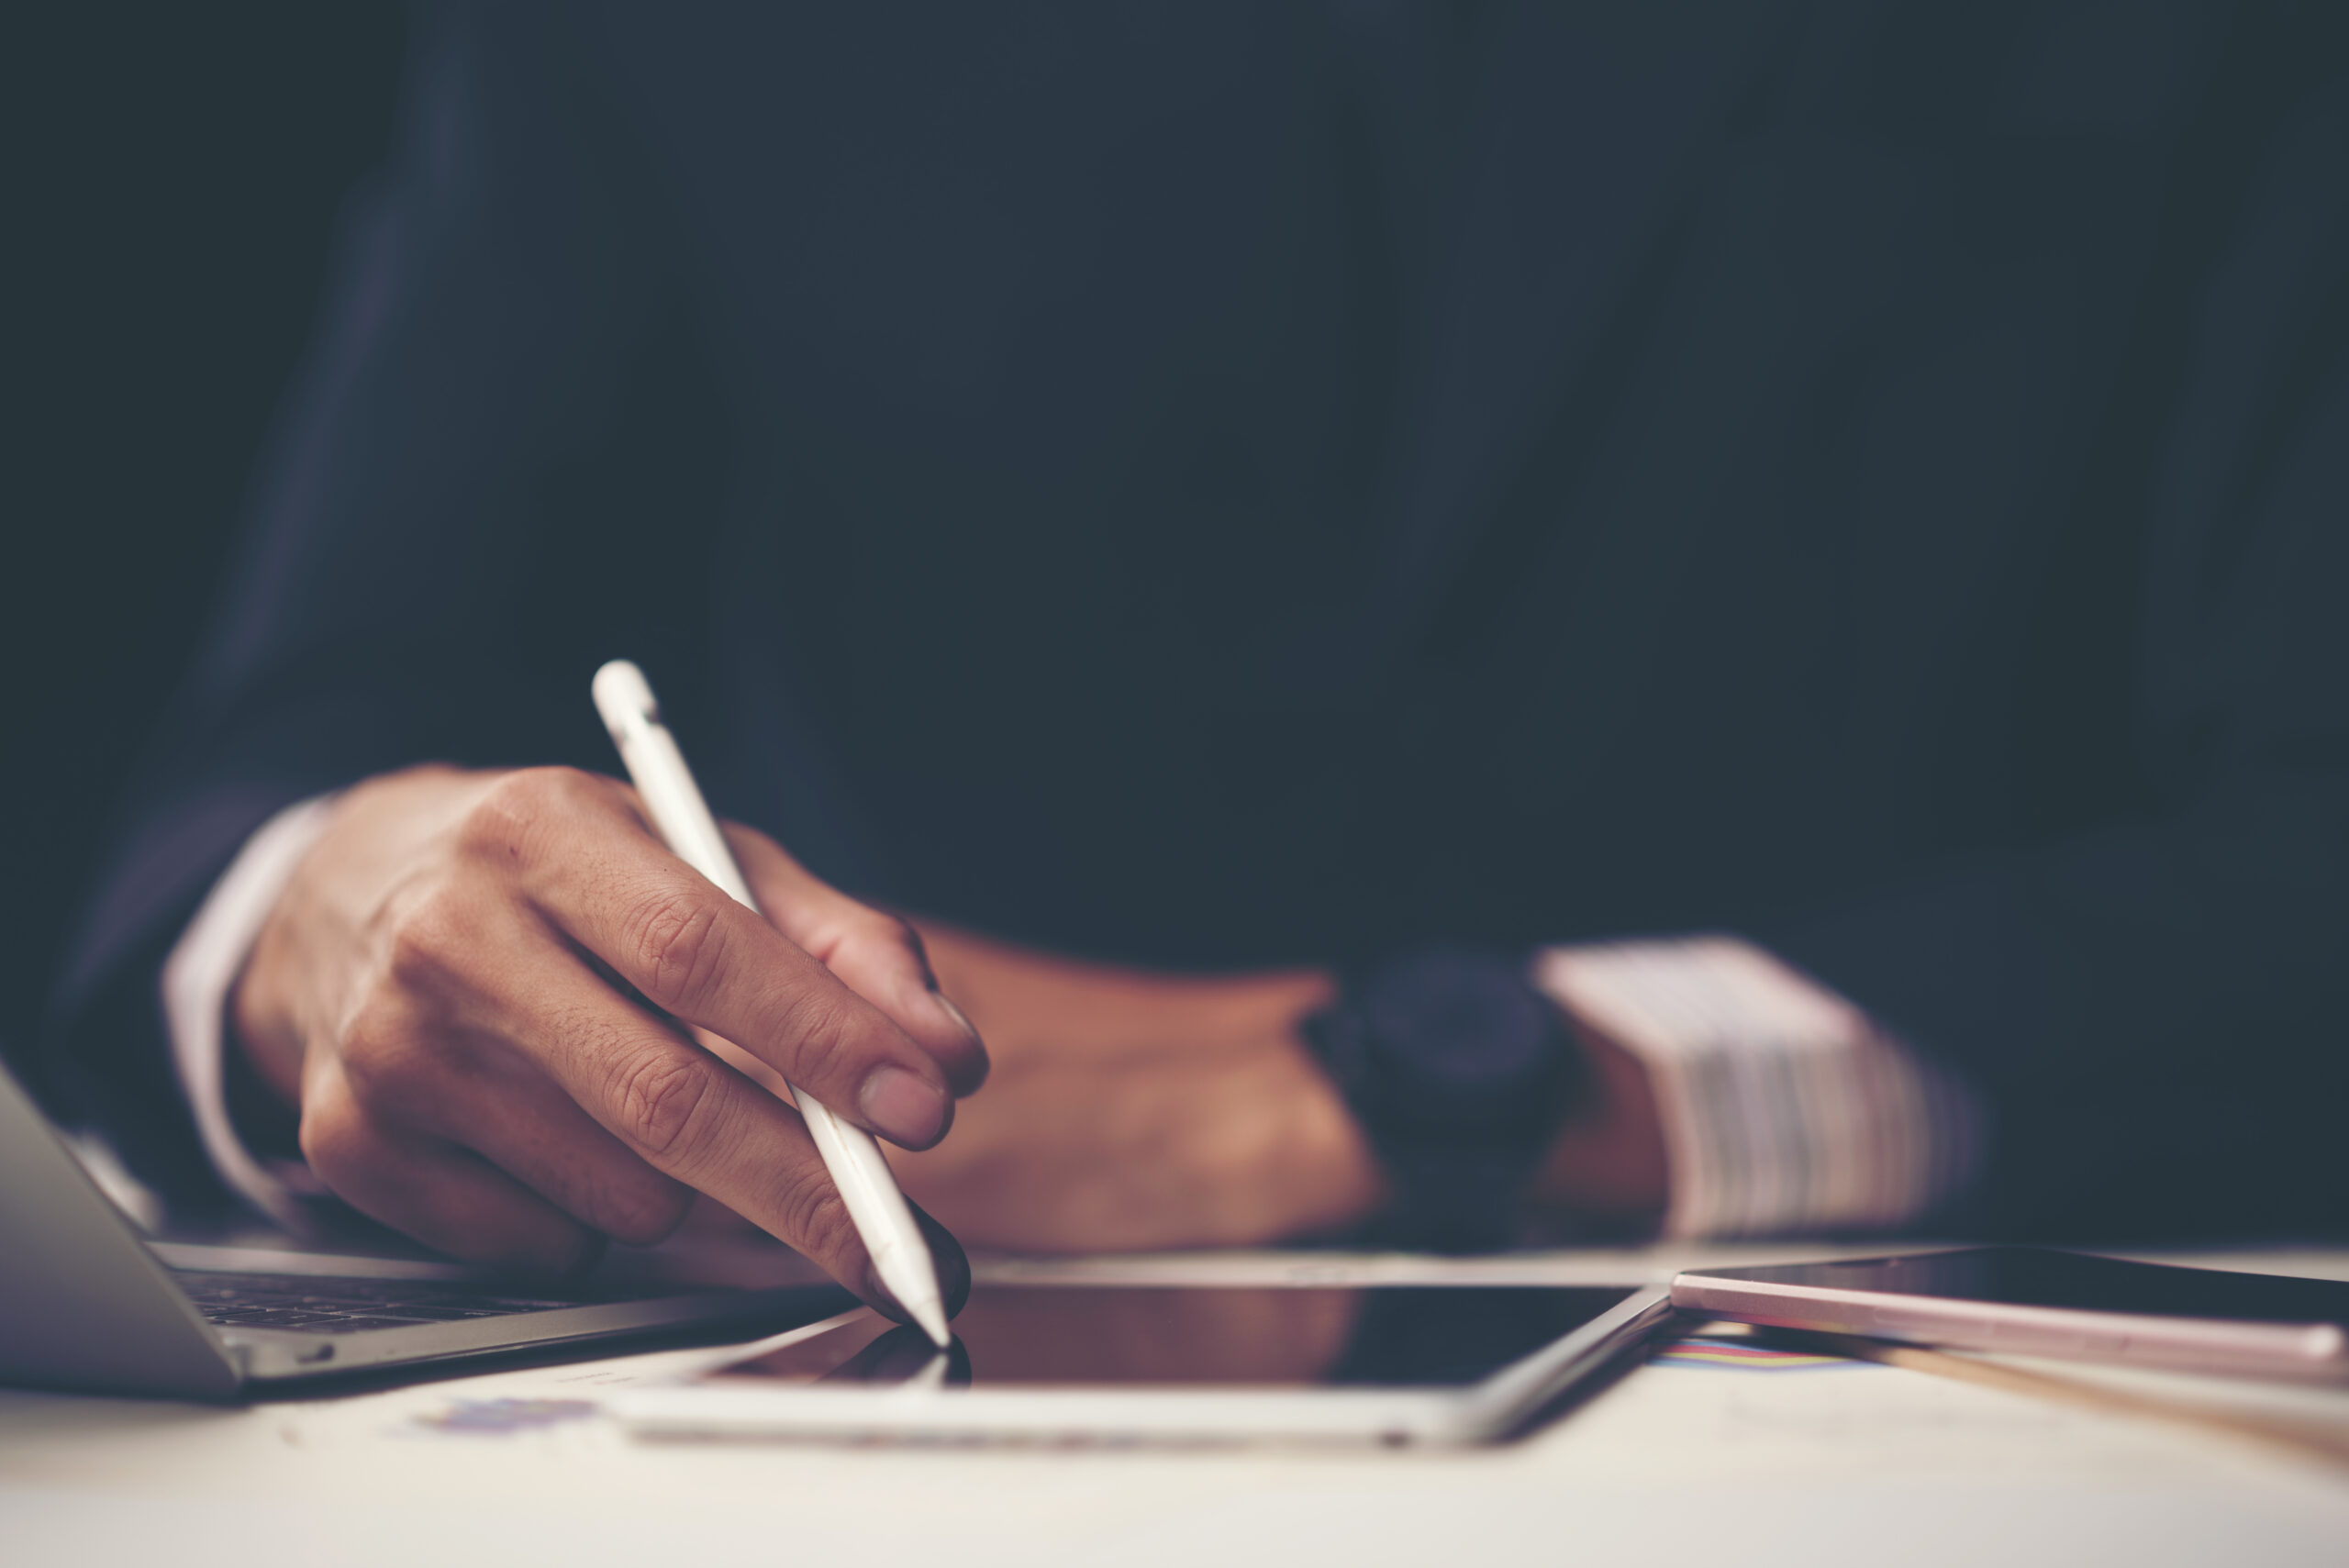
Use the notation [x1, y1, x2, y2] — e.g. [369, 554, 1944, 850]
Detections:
[1671, 1248, 2349, 1382]
[612, 1274, 1673, 1446]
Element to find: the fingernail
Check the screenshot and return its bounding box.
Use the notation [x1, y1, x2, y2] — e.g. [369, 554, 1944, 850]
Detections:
[931, 992, 981, 1047]
[861, 1256, 906, 1320]
[858, 1066, 950, 1147]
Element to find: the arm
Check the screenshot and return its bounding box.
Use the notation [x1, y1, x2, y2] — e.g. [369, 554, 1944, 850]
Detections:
[882, 925, 1952, 1254]
[48, 8, 989, 1316]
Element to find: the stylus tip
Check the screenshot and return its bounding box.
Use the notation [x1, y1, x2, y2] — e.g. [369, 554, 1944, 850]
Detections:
[911, 1296, 952, 1349]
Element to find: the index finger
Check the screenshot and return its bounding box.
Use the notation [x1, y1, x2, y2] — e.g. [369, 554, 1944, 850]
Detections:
[461, 768, 956, 1150]
[507, 948, 969, 1323]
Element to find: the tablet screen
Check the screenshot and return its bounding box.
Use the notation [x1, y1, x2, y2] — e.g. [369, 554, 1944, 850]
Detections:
[706, 1284, 1642, 1391]
[1694, 1248, 2349, 1324]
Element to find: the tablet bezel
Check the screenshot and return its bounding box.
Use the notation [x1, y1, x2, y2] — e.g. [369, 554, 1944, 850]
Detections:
[610, 1271, 1675, 1446]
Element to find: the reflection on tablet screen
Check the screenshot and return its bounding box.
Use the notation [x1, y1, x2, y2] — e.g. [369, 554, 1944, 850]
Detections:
[707, 1284, 1641, 1391]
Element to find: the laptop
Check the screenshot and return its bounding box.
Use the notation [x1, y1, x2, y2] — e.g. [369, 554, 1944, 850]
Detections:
[0, 1062, 852, 1398]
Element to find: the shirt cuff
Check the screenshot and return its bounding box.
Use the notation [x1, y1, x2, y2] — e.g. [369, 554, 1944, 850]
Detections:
[159, 795, 341, 1228]
[1535, 936, 1983, 1240]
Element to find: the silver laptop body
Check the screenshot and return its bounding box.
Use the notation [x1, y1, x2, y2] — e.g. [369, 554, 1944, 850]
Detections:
[0, 1062, 845, 1398]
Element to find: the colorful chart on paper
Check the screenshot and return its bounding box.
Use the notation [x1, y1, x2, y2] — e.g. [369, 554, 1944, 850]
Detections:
[1649, 1333, 1868, 1372]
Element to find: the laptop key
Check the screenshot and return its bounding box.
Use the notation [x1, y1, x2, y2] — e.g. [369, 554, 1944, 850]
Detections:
[184, 1284, 306, 1305]
[317, 1317, 438, 1332]
[480, 1298, 582, 1311]
[169, 1269, 613, 1326]
[228, 1308, 349, 1328]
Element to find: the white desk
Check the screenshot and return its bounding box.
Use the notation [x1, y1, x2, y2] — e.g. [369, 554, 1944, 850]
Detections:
[5, 1245, 2345, 1567]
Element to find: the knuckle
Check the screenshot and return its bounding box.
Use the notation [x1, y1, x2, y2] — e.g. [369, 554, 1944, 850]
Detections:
[382, 900, 466, 992]
[336, 995, 433, 1106]
[620, 890, 729, 1014]
[774, 1162, 860, 1264]
[607, 1049, 718, 1163]
[460, 766, 603, 860]
[772, 987, 863, 1086]
[803, 906, 911, 970]
[595, 1177, 694, 1248]
[855, 910, 922, 957]
[296, 1089, 373, 1190]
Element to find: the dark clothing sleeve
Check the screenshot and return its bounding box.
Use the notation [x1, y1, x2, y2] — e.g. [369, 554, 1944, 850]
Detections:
[44, 5, 671, 1198]
[1761, 53, 2349, 1241]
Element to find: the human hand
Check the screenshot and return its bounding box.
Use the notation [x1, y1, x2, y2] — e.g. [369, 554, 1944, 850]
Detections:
[884, 924, 1667, 1253]
[230, 765, 986, 1319]
[869, 924, 1384, 1253]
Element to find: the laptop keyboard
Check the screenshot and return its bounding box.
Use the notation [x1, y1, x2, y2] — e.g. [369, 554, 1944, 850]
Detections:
[170, 1270, 604, 1334]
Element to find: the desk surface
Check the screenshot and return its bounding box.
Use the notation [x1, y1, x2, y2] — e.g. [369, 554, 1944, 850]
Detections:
[6, 1243, 2346, 1567]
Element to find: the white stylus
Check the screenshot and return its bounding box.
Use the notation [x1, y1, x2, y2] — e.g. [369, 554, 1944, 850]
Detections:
[591, 659, 952, 1348]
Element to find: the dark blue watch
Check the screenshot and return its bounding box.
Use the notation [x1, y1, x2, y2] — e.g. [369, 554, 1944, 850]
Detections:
[1298, 946, 1585, 1253]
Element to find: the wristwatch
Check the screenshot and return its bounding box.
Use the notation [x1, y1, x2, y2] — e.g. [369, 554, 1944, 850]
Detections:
[1298, 945, 1585, 1252]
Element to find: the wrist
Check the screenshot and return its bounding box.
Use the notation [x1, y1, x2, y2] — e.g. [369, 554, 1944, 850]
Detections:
[229, 873, 318, 1113]
[1299, 947, 1584, 1251]
[227, 765, 477, 1112]
[159, 790, 347, 1226]
[222, 990, 305, 1159]
[1186, 969, 1390, 1243]
[1529, 1024, 1669, 1230]
[1263, 977, 1388, 1240]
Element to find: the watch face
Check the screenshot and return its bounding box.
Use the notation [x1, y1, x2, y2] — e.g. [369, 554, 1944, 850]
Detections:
[1358, 948, 1570, 1124]
[1308, 947, 1588, 1252]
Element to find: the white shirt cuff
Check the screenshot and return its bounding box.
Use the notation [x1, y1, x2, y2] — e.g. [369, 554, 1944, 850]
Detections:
[159, 795, 341, 1228]
[1536, 936, 1983, 1239]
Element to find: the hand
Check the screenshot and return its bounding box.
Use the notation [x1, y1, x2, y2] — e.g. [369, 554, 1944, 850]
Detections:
[877, 924, 1384, 1252]
[231, 765, 986, 1320]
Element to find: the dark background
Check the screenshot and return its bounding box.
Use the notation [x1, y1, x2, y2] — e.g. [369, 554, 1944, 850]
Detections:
[5, 6, 408, 1062]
